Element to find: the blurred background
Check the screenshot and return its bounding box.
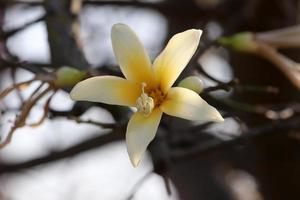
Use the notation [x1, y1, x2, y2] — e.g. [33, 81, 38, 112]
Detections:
[0, 0, 300, 199]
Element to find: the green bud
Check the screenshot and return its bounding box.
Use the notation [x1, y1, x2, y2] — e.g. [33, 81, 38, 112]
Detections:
[218, 32, 258, 53]
[54, 66, 87, 87]
[178, 76, 204, 94]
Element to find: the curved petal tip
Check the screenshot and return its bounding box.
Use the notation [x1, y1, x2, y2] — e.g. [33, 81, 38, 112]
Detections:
[111, 23, 128, 32]
[210, 109, 225, 123]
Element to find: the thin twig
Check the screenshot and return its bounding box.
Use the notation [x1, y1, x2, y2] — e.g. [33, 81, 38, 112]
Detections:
[203, 79, 238, 93]
[0, 115, 299, 175]
[0, 86, 52, 149]
[28, 90, 57, 127]
[1, 15, 45, 39]
[10, 67, 24, 103]
[257, 43, 300, 90]
[3, 0, 42, 6]
[196, 63, 226, 84]
[125, 171, 153, 200]
[0, 125, 125, 174]
[171, 116, 300, 161]
[28, 82, 45, 100]
[203, 80, 279, 94]
[0, 79, 36, 100]
[256, 25, 300, 48]
[18, 62, 50, 74]
[67, 116, 116, 129]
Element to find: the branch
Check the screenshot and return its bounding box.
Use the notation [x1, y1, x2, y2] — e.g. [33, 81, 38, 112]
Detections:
[203, 79, 238, 93]
[1, 59, 50, 74]
[44, 0, 89, 70]
[171, 116, 300, 161]
[6, 0, 225, 21]
[196, 63, 226, 84]
[0, 124, 125, 174]
[83, 0, 157, 8]
[83, 0, 220, 19]
[125, 171, 153, 200]
[202, 79, 279, 94]
[2, 115, 300, 175]
[67, 115, 116, 129]
[3, 1, 42, 6]
[0, 15, 45, 39]
[0, 86, 52, 149]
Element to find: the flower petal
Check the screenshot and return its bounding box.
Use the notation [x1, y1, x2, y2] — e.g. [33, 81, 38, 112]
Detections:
[111, 23, 154, 85]
[160, 87, 224, 122]
[70, 76, 140, 107]
[126, 108, 162, 167]
[153, 29, 202, 93]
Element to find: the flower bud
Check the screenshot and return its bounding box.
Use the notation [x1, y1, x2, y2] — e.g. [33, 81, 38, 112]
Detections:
[178, 76, 204, 94]
[218, 32, 258, 53]
[54, 66, 87, 87]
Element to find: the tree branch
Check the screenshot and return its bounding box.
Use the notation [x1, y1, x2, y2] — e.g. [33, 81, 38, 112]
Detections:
[0, 15, 46, 40]
[171, 116, 300, 161]
[1, 115, 300, 175]
[0, 124, 125, 174]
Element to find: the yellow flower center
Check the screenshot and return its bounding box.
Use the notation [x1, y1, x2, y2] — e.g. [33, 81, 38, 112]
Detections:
[136, 83, 165, 117]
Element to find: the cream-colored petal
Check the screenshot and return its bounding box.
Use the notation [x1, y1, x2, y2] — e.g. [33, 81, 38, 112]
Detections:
[160, 87, 224, 122]
[126, 108, 162, 167]
[111, 23, 154, 85]
[70, 76, 140, 107]
[153, 29, 202, 93]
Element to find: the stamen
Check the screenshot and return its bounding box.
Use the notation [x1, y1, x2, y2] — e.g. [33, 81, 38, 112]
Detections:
[141, 82, 147, 94]
[136, 82, 154, 117]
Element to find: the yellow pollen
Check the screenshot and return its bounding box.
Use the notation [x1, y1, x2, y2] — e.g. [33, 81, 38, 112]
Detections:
[149, 89, 165, 106]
